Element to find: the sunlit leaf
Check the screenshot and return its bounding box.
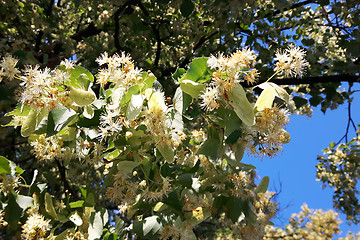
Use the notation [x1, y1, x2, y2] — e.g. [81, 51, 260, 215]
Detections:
[255, 87, 276, 111]
[180, 80, 206, 99]
[158, 144, 174, 163]
[180, 57, 210, 83]
[227, 83, 255, 126]
[126, 94, 145, 121]
[255, 176, 270, 194]
[70, 211, 83, 226]
[45, 193, 58, 219]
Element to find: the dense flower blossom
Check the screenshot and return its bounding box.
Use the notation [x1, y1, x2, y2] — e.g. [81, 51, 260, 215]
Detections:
[0, 55, 19, 80]
[21, 213, 51, 240]
[274, 45, 309, 78]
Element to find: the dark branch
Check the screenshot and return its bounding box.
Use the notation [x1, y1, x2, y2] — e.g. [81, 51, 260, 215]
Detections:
[45, 0, 55, 17]
[114, 1, 134, 52]
[260, 0, 317, 19]
[135, 1, 162, 67]
[244, 74, 360, 88]
[55, 158, 78, 199]
[335, 84, 359, 145]
[71, 22, 101, 42]
[179, 31, 219, 69]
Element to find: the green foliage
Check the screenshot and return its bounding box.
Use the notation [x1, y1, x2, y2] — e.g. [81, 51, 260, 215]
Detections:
[0, 0, 359, 239]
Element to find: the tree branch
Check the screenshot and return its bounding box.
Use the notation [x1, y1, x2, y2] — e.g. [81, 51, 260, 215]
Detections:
[335, 84, 359, 145]
[244, 74, 360, 88]
[260, 0, 317, 19]
[114, 1, 134, 53]
[55, 158, 78, 199]
[71, 22, 102, 42]
[178, 31, 219, 69]
[134, 0, 163, 67]
[45, 0, 55, 17]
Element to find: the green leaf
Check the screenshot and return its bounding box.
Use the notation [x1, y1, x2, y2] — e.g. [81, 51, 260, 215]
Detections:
[180, 80, 206, 99]
[258, 82, 289, 103]
[0, 156, 11, 174]
[233, 140, 246, 162]
[302, 38, 315, 46]
[126, 94, 145, 121]
[254, 87, 276, 111]
[117, 161, 140, 174]
[66, 65, 94, 90]
[83, 105, 95, 119]
[21, 107, 38, 137]
[180, 0, 194, 17]
[309, 95, 323, 107]
[5, 192, 22, 224]
[255, 176, 270, 194]
[16, 195, 33, 211]
[45, 192, 58, 219]
[347, 40, 360, 56]
[88, 210, 108, 240]
[184, 207, 211, 226]
[225, 130, 242, 145]
[70, 211, 83, 226]
[225, 155, 256, 169]
[69, 87, 96, 106]
[143, 216, 162, 236]
[84, 192, 96, 207]
[154, 202, 168, 212]
[197, 138, 219, 157]
[226, 197, 246, 223]
[180, 57, 210, 83]
[142, 71, 157, 89]
[293, 96, 308, 108]
[77, 110, 101, 127]
[177, 173, 193, 188]
[172, 68, 186, 83]
[115, 215, 125, 235]
[120, 84, 142, 105]
[227, 83, 255, 126]
[174, 87, 191, 114]
[6, 104, 30, 116]
[224, 109, 242, 136]
[69, 200, 85, 208]
[132, 216, 162, 238]
[163, 191, 183, 217]
[47, 105, 77, 137]
[157, 144, 174, 163]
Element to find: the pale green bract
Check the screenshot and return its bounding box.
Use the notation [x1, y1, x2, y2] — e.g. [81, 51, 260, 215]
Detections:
[227, 82, 255, 126]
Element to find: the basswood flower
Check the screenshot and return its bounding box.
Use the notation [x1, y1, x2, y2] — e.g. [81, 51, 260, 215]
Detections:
[200, 86, 220, 111]
[274, 45, 309, 78]
[21, 212, 51, 240]
[0, 55, 20, 80]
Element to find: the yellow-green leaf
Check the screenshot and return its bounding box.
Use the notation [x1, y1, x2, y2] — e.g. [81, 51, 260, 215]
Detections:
[45, 193, 58, 219]
[227, 83, 255, 126]
[69, 87, 96, 106]
[21, 107, 37, 137]
[180, 79, 206, 99]
[154, 202, 168, 212]
[254, 87, 276, 111]
[157, 144, 174, 163]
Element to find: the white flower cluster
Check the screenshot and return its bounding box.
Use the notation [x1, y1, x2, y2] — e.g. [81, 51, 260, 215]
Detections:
[201, 48, 259, 111]
[274, 45, 309, 78]
[21, 212, 51, 240]
[0, 55, 19, 81]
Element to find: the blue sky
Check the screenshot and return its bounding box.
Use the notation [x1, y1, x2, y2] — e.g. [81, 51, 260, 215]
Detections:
[246, 83, 360, 237]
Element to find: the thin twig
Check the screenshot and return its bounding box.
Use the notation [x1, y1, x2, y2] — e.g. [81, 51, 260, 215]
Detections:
[335, 85, 358, 145]
[55, 158, 78, 199]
